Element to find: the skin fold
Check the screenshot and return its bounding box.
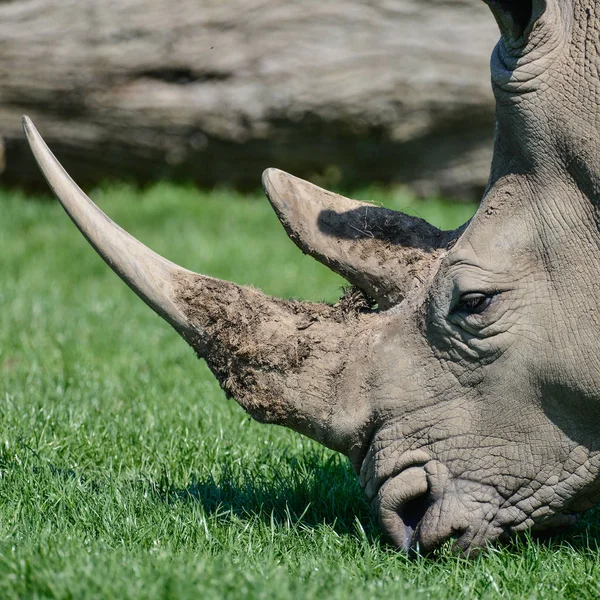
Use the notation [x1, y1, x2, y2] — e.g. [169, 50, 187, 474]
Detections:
[22, 0, 600, 553]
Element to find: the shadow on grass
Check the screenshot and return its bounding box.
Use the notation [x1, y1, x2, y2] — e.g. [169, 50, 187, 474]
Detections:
[8, 440, 380, 544]
[523, 510, 600, 554]
[149, 450, 380, 541]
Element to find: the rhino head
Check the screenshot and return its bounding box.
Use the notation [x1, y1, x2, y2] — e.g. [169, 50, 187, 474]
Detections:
[22, 0, 600, 553]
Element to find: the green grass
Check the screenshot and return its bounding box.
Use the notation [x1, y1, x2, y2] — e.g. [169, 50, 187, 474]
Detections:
[1, 182, 600, 599]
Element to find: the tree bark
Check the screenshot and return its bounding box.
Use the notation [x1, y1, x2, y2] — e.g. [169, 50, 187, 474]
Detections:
[0, 0, 498, 198]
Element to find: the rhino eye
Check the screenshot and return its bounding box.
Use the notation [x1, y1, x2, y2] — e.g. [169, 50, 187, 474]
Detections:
[455, 292, 493, 315]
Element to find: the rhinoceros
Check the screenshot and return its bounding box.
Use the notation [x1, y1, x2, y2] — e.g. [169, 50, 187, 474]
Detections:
[22, 0, 600, 554]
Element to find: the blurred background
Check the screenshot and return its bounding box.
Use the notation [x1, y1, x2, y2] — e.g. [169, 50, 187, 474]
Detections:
[0, 0, 499, 199]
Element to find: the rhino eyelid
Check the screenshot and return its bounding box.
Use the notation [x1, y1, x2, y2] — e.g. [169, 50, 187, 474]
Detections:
[452, 292, 498, 316]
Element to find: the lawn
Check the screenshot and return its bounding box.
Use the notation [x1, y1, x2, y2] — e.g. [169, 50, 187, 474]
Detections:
[1, 182, 599, 599]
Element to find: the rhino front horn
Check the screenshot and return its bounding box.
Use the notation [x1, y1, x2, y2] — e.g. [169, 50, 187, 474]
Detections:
[22, 116, 374, 458]
[22, 115, 194, 336]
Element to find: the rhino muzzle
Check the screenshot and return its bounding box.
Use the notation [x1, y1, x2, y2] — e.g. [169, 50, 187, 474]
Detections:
[23, 0, 600, 554]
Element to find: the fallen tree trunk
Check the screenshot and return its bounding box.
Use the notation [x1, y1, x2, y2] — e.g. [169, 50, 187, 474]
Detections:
[0, 0, 498, 198]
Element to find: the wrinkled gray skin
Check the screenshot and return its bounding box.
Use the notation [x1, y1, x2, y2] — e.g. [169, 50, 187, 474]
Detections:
[22, 0, 600, 554]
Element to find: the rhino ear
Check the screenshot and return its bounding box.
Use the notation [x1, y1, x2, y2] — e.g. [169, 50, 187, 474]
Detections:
[483, 0, 547, 40]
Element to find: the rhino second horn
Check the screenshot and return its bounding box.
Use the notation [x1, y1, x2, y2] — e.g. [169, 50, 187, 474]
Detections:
[263, 168, 455, 309]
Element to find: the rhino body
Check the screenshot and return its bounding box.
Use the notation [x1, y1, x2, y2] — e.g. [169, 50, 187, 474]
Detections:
[23, 0, 600, 553]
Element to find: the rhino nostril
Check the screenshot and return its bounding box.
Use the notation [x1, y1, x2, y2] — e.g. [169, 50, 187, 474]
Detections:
[399, 493, 430, 545]
[375, 466, 429, 551]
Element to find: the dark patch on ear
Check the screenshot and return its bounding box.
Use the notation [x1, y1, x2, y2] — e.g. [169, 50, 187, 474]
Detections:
[498, 0, 533, 30]
[486, 0, 535, 39]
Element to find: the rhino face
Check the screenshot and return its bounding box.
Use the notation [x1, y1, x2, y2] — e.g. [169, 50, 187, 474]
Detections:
[23, 0, 600, 553]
